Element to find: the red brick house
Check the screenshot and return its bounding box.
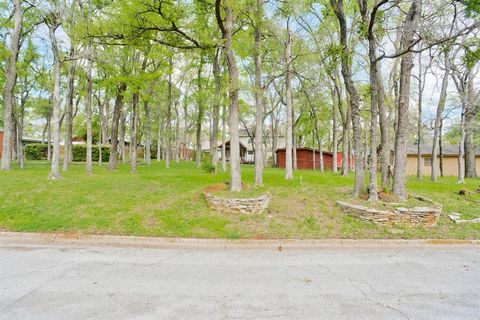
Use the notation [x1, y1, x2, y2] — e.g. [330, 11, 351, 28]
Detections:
[275, 147, 354, 170]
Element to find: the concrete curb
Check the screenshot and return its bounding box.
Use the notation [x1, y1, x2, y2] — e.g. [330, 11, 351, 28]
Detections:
[0, 232, 479, 250]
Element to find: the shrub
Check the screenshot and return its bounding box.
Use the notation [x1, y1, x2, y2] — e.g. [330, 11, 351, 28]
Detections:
[24, 144, 48, 160]
[72, 145, 110, 162]
[201, 152, 214, 173]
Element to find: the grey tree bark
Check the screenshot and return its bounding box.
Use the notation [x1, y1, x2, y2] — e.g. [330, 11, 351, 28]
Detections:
[157, 108, 162, 162]
[119, 110, 126, 163]
[211, 49, 221, 173]
[431, 52, 451, 181]
[62, 48, 76, 172]
[144, 97, 152, 165]
[284, 18, 293, 180]
[358, 0, 388, 200]
[165, 55, 173, 168]
[215, 0, 242, 191]
[416, 52, 423, 179]
[130, 92, 139, 174]
[195, 56, 204, 169]
[464, 73, 477, 178]
[253, 0, 265, 186]
[331, 0, 364, 196]
[221, 103, 227, 172]
[1, 0, 23, 171]
[377, 69, 390, 188]
[47, 15, 62, 180]
[392, 0, 422, 200]
[108, 83, 127, 170]
[85, 45, 93, 175]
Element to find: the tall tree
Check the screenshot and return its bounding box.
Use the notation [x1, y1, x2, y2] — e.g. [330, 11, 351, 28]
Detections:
[46, 11, 62, 180]
[392, 0, 422, 200]
[1, 0, 23, 171]
[215, 0, 242, 191]
[253, 0, 265, 186]
[330, 0, 365, 196]
[284, 17, 293, 180]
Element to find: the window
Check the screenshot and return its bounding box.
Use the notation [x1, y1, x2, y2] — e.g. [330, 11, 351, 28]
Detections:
[424, 157, 432, 166]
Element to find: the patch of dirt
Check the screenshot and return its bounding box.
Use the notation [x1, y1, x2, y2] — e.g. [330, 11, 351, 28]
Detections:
[142, 216, 159, 229]
[204, 183, 228, 193]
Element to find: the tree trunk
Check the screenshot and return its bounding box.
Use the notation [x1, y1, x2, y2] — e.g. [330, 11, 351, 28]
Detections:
[108, 83, 127, 170]
[166, 55, 173, 168]
[130, 92, 139, 174]
[392, 0, 422, 200]
[331, 86, 338, 173]
[174, 102, 180, 163]
[439, 119, 444, 177]
[253, 0, 265, 185]
[284, 19, 293, 180]
[47, 114, 51, 161]
[144, 99, 152, 165]
[221, 103, 227, 172]
[48, 17, 62, 180]
[157, 109, 162, 162]
[416, 52, 423, 179]
[431, 51, 450, 181]
[377, 67, 390, 189]
[211, 49, 222, 173]
[458, 107, 466, 183]
[196, 56, 204, 169]
[119, 110, 126, 163]
[85, 45, 93, 175]
[1, 0, 22, 171]
[464, 74, 477, 178]
[216, 0, 242, 191]
[330, 0, 364, 196]
[62, 48, 76, 172]
[16, 100, 25, 168]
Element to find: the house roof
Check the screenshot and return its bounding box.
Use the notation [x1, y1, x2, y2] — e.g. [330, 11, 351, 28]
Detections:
[407, 144, 480, 156]
[217, 139, 248, 150]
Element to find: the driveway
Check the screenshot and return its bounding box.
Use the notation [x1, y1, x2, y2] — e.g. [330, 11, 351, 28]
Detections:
[0, 238, 479, 319]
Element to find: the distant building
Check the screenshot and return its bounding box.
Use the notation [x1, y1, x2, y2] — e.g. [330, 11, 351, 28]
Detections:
[406, 144, 480, 176]
[217, 140, 252, 164]
[275, 147, 354, 170]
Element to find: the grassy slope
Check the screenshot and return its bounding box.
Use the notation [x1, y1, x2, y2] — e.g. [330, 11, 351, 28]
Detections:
[0, 161, 479, 239]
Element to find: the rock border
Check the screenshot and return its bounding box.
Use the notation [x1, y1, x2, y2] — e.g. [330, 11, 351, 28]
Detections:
[448, 212, 480, 224]
[203, 188, 271, 214]
[336, 194, 443, 227]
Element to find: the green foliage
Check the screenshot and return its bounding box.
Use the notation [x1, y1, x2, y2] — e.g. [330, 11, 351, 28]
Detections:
[201, 152, 214, 173]
[72, 145, 110, 162]
[24, 144, 48, 160]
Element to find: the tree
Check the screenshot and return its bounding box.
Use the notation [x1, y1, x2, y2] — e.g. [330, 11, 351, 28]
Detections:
[253, 0, 265, 186]
[1, 0, 23, 171]
[45, 10, 62, 180]
[215, 0, 242, 191]
[284, 17, 293, 180]
[392, 0, 422, 200]
[330, 0, 364, 197]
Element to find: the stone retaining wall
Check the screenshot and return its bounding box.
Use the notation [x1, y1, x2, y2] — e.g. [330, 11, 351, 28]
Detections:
[336, 196, 442, 227]
[204, 192, 271, 214]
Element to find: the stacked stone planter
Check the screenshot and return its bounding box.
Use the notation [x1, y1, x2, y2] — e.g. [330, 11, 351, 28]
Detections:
[204, 188, 271, 214]
[336, 195, 442, 227]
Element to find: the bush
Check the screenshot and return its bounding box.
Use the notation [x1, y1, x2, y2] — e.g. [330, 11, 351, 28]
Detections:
[201, 152, 214, 173]
[24, 144, 48, 160]
[72, 145, 110, 162]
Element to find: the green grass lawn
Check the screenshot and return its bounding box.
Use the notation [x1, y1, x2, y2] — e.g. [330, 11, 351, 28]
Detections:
[0, 161, 479, 239]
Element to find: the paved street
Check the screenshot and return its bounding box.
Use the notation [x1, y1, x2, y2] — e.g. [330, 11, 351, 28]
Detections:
[0, 241, 479, 320]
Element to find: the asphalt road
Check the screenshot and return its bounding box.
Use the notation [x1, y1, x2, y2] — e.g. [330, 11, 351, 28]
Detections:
[0, 242, 479, 320]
